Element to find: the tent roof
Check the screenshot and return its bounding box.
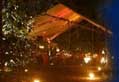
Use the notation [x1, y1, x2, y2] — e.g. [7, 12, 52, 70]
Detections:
[28, 4, 112, 40]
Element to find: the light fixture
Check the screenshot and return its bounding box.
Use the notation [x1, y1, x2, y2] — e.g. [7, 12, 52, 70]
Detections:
[56, 48, 60, 52]
[102, 50, 105, 54]
[88, 72, 95, 80]
[84, 56, 91, 64]
[24, 69, 28, 72]
[100, 57, 107, 64]
[39, 45, 45, 49]
[33, 79, 40, 82]
[97, 67, 102, 71]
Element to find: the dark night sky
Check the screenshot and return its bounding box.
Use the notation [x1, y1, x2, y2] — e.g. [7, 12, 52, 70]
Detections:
[101, 0, 119, 67]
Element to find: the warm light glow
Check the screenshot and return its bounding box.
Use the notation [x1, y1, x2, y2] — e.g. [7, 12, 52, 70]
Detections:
[97, 67, 102, 71]
[84, 56, 91, 64]
[102, 50, 105, 54]
[88, 72, 95, 80]
[39, 45, 45, 49]
[24, 69, 28, 72]
[64, 53, 72, 57]
[56, 48, 60, 52]
[10, 59, 15, 63]
[4, 62, 8, 66]
[100, 57, 107, 64]
[33, 79, 40, 82]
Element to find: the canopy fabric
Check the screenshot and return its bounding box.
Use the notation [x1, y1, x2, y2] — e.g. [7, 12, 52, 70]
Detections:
[28, 4, 112, 40]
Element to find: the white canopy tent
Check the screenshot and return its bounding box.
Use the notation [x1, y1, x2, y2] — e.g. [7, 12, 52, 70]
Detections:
[28, 4, 112, 41]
